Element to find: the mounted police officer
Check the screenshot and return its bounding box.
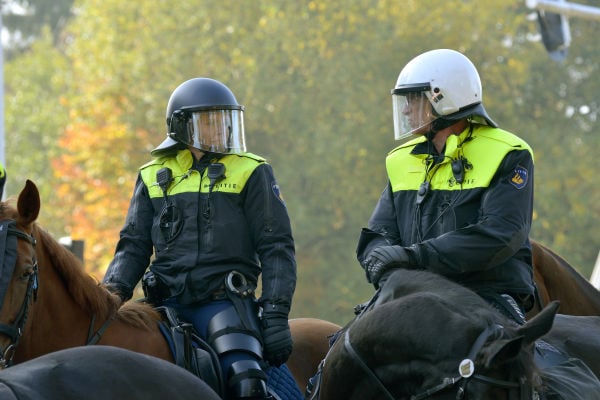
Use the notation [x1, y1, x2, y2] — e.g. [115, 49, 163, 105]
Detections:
[103, 77, 297, 399]
[357, 49, 535, 325]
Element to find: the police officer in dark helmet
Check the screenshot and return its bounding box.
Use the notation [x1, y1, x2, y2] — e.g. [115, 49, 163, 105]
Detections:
[103, 77, 297, 399]
[357, 49, 535, 325]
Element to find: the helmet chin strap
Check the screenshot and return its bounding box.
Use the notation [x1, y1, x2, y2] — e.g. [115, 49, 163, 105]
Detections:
[431, 117, 457, 134]
[422, 115, 452, 141]
[426, 116, 469, 141]
[424, 123, 446, 142]
[424, 130, 437, 141]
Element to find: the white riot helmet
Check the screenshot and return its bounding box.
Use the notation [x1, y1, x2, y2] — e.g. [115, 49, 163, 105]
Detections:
[391, 49, 497, 142]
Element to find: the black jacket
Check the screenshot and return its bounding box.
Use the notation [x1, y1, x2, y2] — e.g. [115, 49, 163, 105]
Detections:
[104, 149, 296, 306]
[357, 124, 535, 297]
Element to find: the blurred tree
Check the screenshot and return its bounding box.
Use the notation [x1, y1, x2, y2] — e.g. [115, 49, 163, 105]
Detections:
[4, 0, 599, 323]
[511, 6, 600, 271]
[4, 29, 71, 236]
[1, 0, 74, 59]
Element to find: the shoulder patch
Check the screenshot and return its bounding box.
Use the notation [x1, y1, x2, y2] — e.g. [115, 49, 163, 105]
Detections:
[509, 166, 528, 189]
[272, 182, 286, 206]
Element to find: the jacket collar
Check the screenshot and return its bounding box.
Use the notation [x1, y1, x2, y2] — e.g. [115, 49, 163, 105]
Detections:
[410, 125, 474, 163]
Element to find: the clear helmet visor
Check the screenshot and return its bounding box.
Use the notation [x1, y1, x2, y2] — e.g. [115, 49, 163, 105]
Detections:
[392, 91, 438, 143]
[187, 108, 246, 154]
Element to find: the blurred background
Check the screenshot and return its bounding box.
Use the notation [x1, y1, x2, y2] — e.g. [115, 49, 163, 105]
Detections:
[1, 0, 599, 325]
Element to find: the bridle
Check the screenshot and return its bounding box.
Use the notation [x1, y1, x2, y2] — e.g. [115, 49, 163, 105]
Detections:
[0, 224, 38, 368]
[0, 221, 115, 364]
[343, 323, 537, 400]
[410, 324, 535, 400]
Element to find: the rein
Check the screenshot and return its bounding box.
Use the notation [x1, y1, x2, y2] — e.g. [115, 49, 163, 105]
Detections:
[86, 313, 116, 345]
[0, 226, 38, 368]
[343, 328, 396, 400]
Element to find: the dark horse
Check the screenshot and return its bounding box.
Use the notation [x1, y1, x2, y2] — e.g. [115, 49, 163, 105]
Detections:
[0, 346, 221, 400]
[288, 240, 600, 395]
[315, 269, 600, 399]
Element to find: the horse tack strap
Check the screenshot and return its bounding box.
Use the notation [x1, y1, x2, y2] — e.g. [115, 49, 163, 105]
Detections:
[343, 329, 396, 400]
[86, 313, 116, 345]
[0, 223, 38, 368]
[0, 223, 28, 309]
[410, 323, 529, 400]
[410, 376, 462, 400]
[465, 324, 504, 361]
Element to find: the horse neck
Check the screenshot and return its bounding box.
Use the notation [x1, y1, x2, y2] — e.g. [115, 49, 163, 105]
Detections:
[566, 272, 600, 314]
[543, 248, 600, 314]
[14, 229, 98, 362]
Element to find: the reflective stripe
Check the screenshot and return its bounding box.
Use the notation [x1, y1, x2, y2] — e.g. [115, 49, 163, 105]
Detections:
[385, 125, 534, 193]
[140, 150, 265, 198]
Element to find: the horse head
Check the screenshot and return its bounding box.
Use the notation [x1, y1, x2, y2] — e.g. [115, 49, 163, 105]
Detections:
[402, 300, 558, 400]
[0, 180, 40, 368]
[0, 180, 176, 368]
[320, 269, 559, 400]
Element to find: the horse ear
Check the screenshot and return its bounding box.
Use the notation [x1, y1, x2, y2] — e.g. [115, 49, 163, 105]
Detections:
[482, 301, 561, 369]
[482, 336, 524, 369]
[17, 180, 41, 224]
[516, 300, 560, 346]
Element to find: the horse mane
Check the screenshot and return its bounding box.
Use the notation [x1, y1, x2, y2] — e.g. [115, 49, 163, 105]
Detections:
[31, 223, 160, 330]
[0, 200, 19, 220]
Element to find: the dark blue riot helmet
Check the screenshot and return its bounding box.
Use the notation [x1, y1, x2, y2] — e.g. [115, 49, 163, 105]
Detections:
[151, 78, 246, 157]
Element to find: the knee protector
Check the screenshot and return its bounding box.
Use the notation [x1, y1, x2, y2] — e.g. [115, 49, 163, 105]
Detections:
[228, 359, 269, 399]
[207, 305, 263, 358]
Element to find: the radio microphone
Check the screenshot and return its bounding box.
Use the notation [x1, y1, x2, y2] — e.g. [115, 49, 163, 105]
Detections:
[416, 181, 430, 205]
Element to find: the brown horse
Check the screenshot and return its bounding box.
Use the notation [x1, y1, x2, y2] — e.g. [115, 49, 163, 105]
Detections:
[0, 179, 331, 398]
[0, 346, 221, 400]
[0, 181, 171, 365]
[286, 318, 341, 391]
[0, 184, 39, 368]
[530, 239, 600, 317]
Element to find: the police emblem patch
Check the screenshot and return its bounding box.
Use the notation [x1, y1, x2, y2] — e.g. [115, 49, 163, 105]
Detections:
[510, 166, 528, 189]
[272, 182, 286, 206]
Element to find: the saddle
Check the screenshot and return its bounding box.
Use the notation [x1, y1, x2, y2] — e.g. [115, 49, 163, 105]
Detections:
[156, 306, 226, 397]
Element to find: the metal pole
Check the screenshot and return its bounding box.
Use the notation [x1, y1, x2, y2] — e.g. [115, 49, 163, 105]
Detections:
[527, 0, 600, 20]
[0, 13, 5, 201]
[591, 250, 600, 290]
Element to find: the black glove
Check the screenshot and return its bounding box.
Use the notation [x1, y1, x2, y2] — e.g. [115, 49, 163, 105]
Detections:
[260, 304, 293, 367]
[363, 245, 412, 287]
